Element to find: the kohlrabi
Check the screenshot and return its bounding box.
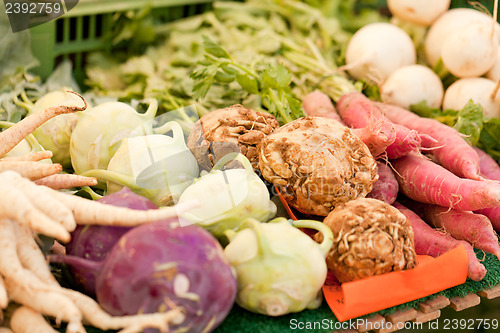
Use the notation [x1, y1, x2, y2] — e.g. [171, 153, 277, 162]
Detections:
[177, 153, 276, 239]
[15, 89, 83, 167]
[82, 121, 199, 206]
[70, 99, 158, 176]
[0, 121, 49, 162]
[224, 217, 333, 316]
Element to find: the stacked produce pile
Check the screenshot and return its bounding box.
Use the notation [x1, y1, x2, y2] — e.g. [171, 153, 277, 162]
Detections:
[1, 0, 500, 332]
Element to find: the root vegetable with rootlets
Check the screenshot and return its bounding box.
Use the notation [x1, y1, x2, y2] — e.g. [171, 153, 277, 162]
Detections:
[378, 102, 484, 181]
[337, 91, 428, 159]
[258, 116, 378, 216]
[317, 197, 417, 283]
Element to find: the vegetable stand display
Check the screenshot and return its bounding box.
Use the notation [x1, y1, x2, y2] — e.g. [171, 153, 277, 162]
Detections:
[2, 0, 500, 332]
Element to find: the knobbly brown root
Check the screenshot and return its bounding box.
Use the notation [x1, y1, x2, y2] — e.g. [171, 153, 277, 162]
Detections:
[1, 150, 53, 162]
[60, 288, 184, 332]
[316, 197, 416, 283]
[10, 306, 59, 333]
[259, 116, 378, 216]
[15, 224, 59, 286]
[52, 190, 198, 226]
[14, 175, 76, 232]
[0, 161, 62, 180]
[187, 105, 279, 171]
[0, 182, 71, 242]
[0, 91, 86, 158]
[0, 276, 7, 309]
[34, 174, 98, 190]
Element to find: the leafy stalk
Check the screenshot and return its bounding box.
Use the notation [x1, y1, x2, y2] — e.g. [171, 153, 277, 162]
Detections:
[190, 36, 304, 124]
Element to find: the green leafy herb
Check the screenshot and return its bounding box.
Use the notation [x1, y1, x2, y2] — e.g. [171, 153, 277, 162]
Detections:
[410, 100, 500, 162]
[190, 36, 305, 124]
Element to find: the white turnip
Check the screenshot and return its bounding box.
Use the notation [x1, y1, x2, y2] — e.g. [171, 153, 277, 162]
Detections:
[442, 77, 500, 119]
[441, 22, 498, 77]
[387, 0, 450, 26]
[344, 22, 416, 82]
[380, 64, 444, 109]
[425, 8, 500, 68]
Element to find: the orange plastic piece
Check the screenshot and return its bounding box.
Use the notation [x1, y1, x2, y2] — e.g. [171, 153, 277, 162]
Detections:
[322, 246, 469, 322]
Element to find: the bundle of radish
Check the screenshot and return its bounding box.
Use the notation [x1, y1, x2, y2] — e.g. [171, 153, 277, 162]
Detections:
[302, 91, 397, 158]
[473, 146, 500, 231]
[337, 91, 431, 159]
[393, 202, 487, 281]
[258, 116, 378, 216]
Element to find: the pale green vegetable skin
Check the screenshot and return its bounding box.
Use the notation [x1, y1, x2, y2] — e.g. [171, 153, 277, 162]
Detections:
[178, 154, 276, 238]
[0, 121, 50, 163]
[224, 218, 333, 316]
[83, 121, 199, 206]
[70, 99, 158, 175]
[30, 90, 81, 167]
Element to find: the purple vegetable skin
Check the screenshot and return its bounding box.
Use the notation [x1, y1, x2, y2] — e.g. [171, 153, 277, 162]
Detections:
[52, 188, 158, 296]
[96, 221, 237, 333]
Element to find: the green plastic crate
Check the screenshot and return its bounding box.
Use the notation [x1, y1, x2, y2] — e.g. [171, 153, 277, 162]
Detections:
[29, 0, 215, 84]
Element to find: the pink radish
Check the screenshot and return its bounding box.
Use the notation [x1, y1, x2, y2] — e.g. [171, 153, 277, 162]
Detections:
[473, 146, 500, 232]
[392, 153, 500, 211]
[302, 91, 395, 157]
[393, 202, 486, 281]
[366, 161, 399, 204]
[403, 199, 500, 260]
[337, 92, 423, 159]
[378, 102, 483, 180]
[302, 91, 344, 123]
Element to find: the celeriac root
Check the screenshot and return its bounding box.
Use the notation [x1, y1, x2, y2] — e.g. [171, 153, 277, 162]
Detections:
[10, 306, 59, 333]
[34, 174, 98, 190]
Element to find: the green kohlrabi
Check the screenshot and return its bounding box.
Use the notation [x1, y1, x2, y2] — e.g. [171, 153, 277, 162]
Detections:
[0, 121, 49, 162]
[223, 217, 333, 316]
[15, 88, 83, 167]
[70, 99, 158, 176]
[82, 121, 199, 206]
[177, 153, 276, 239]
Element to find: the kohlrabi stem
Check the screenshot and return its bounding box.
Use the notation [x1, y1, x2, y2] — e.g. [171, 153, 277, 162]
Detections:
[291, 220, 333, 258]
[80, 186, 103, 200]
[243, 218, 273, 259]
[212, 152, 253, 173]
[12, 94, 34, 113]
[81, 169, 143, 192]
[140, 98, 159, 121]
